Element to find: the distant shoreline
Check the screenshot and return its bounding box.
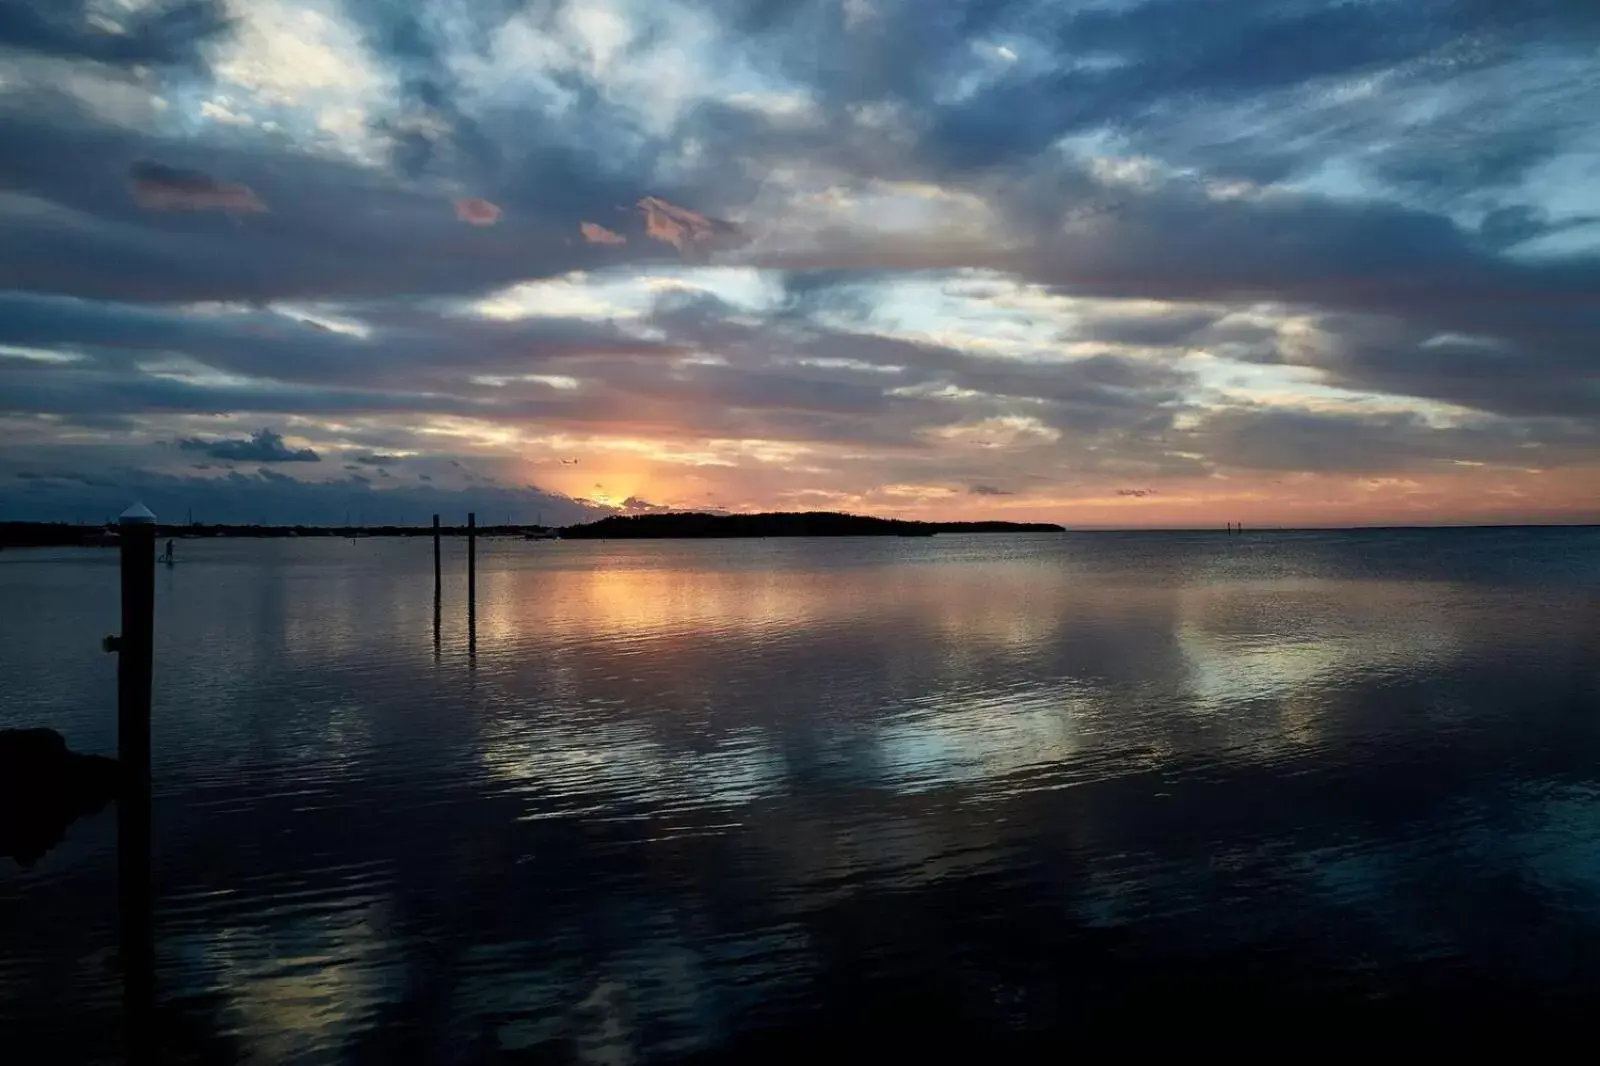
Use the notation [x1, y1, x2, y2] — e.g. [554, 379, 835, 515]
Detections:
[0, 511, 1062, 548]
[3, 517, 1595, 549]
[559, 512, 1065, 539]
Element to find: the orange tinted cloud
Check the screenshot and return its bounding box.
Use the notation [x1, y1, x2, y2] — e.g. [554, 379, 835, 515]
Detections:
[129, 162, 266, 214]
[454, 197, 503, 226]
[580, 221, 627, 245]
[638, 196, 741, 253]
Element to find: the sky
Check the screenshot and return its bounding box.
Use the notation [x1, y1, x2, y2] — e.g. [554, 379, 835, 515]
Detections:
[0, 0, 1597, 528]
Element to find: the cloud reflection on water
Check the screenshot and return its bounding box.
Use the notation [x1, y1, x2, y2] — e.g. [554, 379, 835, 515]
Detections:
[3, 532, 1599, 1057]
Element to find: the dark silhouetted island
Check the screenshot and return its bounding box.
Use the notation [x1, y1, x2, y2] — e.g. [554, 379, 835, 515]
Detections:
[559, 511, 1064, 539]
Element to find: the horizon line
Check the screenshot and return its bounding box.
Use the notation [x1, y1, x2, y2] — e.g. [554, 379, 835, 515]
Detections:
[4, 513, 1598, 534]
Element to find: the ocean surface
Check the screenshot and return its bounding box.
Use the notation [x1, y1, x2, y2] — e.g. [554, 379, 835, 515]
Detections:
[3, 529, 1599, 1060]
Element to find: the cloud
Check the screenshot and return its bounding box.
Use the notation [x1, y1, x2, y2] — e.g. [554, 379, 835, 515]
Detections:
[638, 197, 743, 255]
[581, 221, 627, 245]
[1190, 406, 1597, 474]
[353, 453, 404, 466]
[128, 162, 267, 215]
[968, 484, 1012, 496]
[453, 197, 502, 226]
[0, 0, 233, 68]
[175, 428, 320, 463]
[0, 290, 685, 404]
[1117, 489, 1157, 498]
[619, 495, 673, 514]
[0, 107, 647, 304]
[0, 463, 611, 526]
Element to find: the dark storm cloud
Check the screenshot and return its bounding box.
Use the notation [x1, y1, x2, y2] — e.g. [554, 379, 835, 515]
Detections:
[687, 0, 1598, 186]
[1008, 175, 1598, 314]
[1291, 325, 1600, 422]
[0, 0, 231, 68]
[0, 291, 683, 392]
[964, 2, 1592, 175]
[0, 463, 613, 526]
[0, 353, 489, 420]
[175, 428, 320, 463]
[353, 454, 404, 466]
[1070, 310, 1222, 349]
[128, 162, 267, 215]
[1191, 406, 1600, 474]
[0, 104, 675, 305]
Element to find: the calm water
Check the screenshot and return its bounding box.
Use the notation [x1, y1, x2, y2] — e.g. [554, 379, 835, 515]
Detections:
[4, 530, 1600, 1059]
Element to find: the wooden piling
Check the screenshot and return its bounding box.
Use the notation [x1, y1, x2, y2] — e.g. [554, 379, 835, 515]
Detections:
[114, 503, 155, 1064]
[467, 512, 476, 653]
[116, 505, 155, 783]
[432, 514, 441, 651]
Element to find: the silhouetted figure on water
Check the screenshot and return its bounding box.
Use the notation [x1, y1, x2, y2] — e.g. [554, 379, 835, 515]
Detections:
[0, 728, 118, 865]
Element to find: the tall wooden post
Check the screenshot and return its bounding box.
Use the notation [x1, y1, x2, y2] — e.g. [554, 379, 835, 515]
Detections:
[467, 512, 476, 654]
[114, 503, 155, 1065]
[432, 514, 441, 652]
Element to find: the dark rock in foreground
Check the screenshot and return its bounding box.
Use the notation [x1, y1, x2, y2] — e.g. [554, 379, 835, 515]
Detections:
[561, 511, 1065, 539]
[0, 728, 119, 866]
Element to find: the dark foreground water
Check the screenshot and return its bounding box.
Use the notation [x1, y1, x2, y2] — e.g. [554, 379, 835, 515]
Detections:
[3, 529, 1600, 1060]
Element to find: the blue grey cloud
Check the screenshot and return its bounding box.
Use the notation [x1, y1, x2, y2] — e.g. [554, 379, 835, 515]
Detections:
[0, 464, 610, 526]
[0, 0, 231, 68]
[175, 428, 320, 463]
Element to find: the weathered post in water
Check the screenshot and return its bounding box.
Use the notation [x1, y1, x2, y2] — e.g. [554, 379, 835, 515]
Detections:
[115, 503, 155, 779]
[467, 512, 477, 654]
[113, 503, 155, 1064]
[432, 514, 442, 650]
